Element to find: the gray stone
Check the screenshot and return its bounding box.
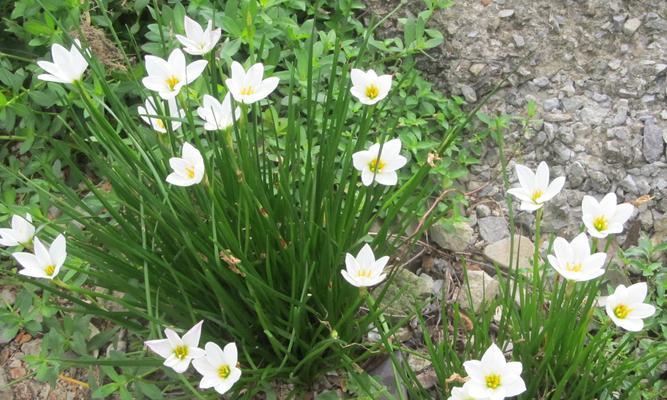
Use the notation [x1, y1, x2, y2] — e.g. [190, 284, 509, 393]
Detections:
[457, 270, 500, 311]
[379, 269, 433, 317]
[533, 76, 550, 88]
[367, 352, 408, 399]
[580, 105, 609, 125]
[512, 34, 525, 48]
[562, 96, 584, 112]
[567, 161, 587, 187]
[429, 221, 474, 252]
[645, 12, 667, 31]
[484, 235, 535, 271]
[461, 84, 477, 102]
[588, 170, 611, 192]
[21, 338, 41, 356]
[543, 98, 560, 111]
[478, 216, 509, 242]
[476, 204, 491, 218]
[643, 122, 664, 163]
[469, 63, 485, 76]
[608, 126, 630, 141]
[498, 9, 515, 18]
[543, 112, 572, 122]
[623, 18, 641, 35]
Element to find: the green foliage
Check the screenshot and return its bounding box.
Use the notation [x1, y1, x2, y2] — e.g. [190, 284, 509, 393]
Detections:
[1, 0, 474, 396]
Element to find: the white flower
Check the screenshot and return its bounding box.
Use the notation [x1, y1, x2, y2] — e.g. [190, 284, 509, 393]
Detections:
[448, 382, 489, 400]
[11, 234, 66, 280]
[145, 321, 206, 373]
[192, 342, 242, 395]
[225, 61, 279, 104]
[0, 214, 35, 247]
[166, 143, 205, 187]
[340, 244, 389, 287]
[197, 93, 241, 131]
[37, 40, 88, 84]
[138, 98, 184, 133]
[352, 138, 407, 186]
[601, 282, 656, 332]
[142, 49, 208, 99]
[547, 233, 606, 282]
[350, 68, 392, 105]
[581, 193, 634, 239]
[176, 16, 221, 56]
[506, 162, 565, 212]
[463, 343, 526, 400]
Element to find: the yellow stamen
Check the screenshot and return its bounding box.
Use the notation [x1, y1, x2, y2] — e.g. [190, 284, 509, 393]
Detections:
[531, 189, 544, 202]
[565, 262, 582, 272]
[166, 76, 180, 91]
[592, 215, 608, 232]
[185, 166, 196, 179]
[356, 269, 373, 278]
[485, 374, 501, 389]
[217, 364, 231, 379]
[155, 119, 166, 130]
[365, 84, 379, 99]
[44, 265, 55, 276]
[173, 345, 189, 360]
[614, 304, 632, 319]
[240, 86, 255, 96]
[368, 158, 385, 173]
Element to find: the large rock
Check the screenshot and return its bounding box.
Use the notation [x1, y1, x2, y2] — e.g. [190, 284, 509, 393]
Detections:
[478, 216, 509, 242]
[378, 269, 434, 316]
[457, 270, 500, 312]
[643, 121, 664, 163]
[483, 235, 536, 271]
[429, 221, 474, 252]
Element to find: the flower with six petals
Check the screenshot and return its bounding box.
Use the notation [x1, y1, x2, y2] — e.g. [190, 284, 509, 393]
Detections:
[12, 234, 66, 280]
[547, 232, 607, 282]
[462, 343, 526, 400]
[145, 321, 206, 373]
[166, 142, 206, 187]
[506, 162, 565, 212]
[601, 282, 656, 332]
[352, 138, 407, 186]
[340, 244, 389, 287]
[176, 16, 222, 56]
[138, 98, 184, 133]
[581, 193, 634, 238]
[0, 214, 35, 247]
[37, 40, 88, 84]
[192, 342, 242, 395]
[197, 93, 241, 131]
[142, 49, 208, 99]
[225, 61, 279, 104]
[350, 68, 392, 105]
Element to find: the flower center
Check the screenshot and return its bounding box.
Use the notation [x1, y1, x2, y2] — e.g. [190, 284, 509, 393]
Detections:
[531, 189, 544, 203]
[365, 84, 379, 99]
[155, 119, 166, 130]
[185, 165, 196, 179]
[368, 158, 385, 173]
[166, 76, 180, 91]
[44, 265, 55, 276]
[614, 304, 632, 319]
[485, 373, 501, 389]
[217, 364, 231, 379]
[565, 262, 582, 272]
[173, 345, 189, 360]
[240, 86, 256, 96]
[592, 215, 608, 232]
[356, 268, 373, 278]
